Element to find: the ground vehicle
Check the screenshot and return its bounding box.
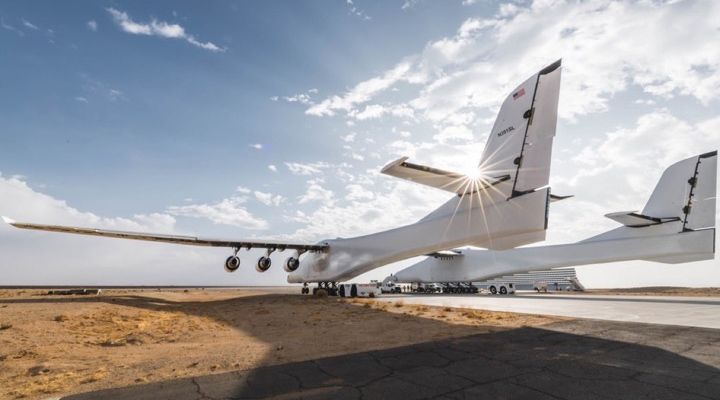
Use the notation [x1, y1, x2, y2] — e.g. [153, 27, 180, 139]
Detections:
[378, 277, 402, 294]
[338, 283, 381, 298]
[488, 283, 515, 295]
[534, 281, 548, 292]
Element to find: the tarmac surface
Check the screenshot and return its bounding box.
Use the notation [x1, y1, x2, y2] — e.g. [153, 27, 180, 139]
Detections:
[65, 318, 720, 400]
[375, 293, 720, 329]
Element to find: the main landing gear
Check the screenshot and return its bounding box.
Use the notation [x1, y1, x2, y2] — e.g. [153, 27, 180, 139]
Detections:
[301, 282, 338, 296]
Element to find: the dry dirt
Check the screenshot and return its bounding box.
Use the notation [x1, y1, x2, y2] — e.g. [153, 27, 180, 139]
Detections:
[0, 289, 562, 399]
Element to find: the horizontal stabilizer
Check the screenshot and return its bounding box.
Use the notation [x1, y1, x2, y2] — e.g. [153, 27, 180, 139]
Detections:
[425, 249, 463, 259]
[605, 211, 680, 227]
[549, 194, 573, 202]
[381, 157, 510, 195]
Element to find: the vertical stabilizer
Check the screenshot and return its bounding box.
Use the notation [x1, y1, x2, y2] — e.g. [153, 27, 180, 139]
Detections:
[479, 59, 562, 198]
[642, 151, 717, 231]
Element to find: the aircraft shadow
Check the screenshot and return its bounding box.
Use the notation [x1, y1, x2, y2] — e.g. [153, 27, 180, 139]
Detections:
[2, 292, 719, 399]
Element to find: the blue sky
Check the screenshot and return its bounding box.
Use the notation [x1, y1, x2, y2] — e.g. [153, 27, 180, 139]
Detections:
[1, 0, 719, 287]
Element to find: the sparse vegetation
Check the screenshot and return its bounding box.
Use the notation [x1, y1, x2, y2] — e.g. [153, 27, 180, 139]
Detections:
[0, 323, 12, 330]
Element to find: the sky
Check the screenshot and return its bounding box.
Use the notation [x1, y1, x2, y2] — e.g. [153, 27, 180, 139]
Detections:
[0, 0, 718, 288]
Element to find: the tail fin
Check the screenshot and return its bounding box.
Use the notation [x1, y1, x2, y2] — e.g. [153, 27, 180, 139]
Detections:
[589, 152, 717, 264]
[479, 59, 562, 198]
[642, 151, 717, 232]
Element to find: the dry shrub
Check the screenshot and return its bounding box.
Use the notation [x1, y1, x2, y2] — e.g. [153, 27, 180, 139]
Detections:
[393, 301, 404, 308]
[443, 307, 453, 312]
[54, 315, 69, 322]
[0, 323, 12, 330]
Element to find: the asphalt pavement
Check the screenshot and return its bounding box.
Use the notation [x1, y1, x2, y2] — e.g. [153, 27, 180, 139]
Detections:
[65, 318, 720, 400]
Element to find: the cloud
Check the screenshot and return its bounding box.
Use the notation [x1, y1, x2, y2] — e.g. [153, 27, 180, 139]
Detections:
[254, 191, 284, 207]
[250, 143, 263, 150]
[345, 184, 374, 201]
[106, 8, 224, 52]
[166, 197, 268, 229]
[1, 18, 24, 36]
[306, 0, 720, 137]
[306, 62, 412, 116]
[268, 164, 278, 172]
[346, 0, 372, 20]
[74, 96, 88, 103]
[284, 161, 330, 176]
[21, 19, 38, 30]
[341, 133, 356, 143]
[87, 20, 98, 31]
[297, 180, 335, 204]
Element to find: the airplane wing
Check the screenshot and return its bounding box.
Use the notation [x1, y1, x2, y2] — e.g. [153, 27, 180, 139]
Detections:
[1, 217, 328, 253]
[381, 157, 511, 195]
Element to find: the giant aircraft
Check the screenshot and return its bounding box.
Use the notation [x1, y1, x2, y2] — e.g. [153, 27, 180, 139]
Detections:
[392, 152, 717, 284]
[3, 60, 565, 292]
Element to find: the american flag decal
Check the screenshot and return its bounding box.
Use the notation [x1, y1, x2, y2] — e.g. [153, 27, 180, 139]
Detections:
[513, 88, 525, 100]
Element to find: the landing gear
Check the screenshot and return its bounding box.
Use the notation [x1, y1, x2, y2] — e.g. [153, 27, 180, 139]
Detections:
[309, 282, 338, 296]
[489, 286, 497, 295]
[301, 283, 309, 295]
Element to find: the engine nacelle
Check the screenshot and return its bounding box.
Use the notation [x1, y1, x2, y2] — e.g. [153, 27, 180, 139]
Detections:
[256, 256, 271, 272]
[284, 257, 300, 272]
[224, 256, 240, 272]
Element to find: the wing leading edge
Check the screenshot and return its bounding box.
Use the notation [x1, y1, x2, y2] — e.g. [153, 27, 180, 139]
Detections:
[2, 217, 328, 253]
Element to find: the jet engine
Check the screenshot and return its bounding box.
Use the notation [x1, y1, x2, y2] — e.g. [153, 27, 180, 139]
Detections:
[284, 257, 300, 272]
[224, 256, 240, 272]
[256, 256, 271, 272]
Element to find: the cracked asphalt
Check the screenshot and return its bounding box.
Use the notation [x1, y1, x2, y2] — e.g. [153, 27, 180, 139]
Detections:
[64, 319, 720, 399]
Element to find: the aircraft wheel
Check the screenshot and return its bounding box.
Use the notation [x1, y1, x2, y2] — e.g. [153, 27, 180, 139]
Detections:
[489, 286, 497, 295]
[339, 285, 346, 297]
[350, 284, 358, 298]
[500, 286, 508, 295]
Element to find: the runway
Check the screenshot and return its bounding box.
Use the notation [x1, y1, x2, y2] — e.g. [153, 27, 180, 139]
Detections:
[375, 293, 720, 329]
[64, 319, 720, 400]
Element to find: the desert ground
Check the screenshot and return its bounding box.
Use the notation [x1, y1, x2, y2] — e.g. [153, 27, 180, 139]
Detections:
[0, 288, 561, 399]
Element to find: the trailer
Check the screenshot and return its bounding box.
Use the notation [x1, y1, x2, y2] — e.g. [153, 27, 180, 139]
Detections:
[487, 283, 515, 295]
[338, 283, 381, 298]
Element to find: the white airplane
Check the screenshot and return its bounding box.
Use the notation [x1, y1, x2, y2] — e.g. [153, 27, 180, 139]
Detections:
[392, 152, 717, 284]
[2, 60, 564, 291]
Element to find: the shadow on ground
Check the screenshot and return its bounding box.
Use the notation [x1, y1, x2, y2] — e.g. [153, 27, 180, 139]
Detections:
[3, 293, 720, 399]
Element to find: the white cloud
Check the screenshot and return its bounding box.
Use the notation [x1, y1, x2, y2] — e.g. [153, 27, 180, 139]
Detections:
[268, 164, 278, 172]
[284, 161, 330, 176]
[74, 96, 88, 103]
[297, 180, 335, 204]
[87, 20, 98, 31]
[346, 0, 372, 20]
[21, 19, 39, 30]
[1, 18, 24, 36]
[341, 133, 356, 142]
[106, 8, 224, 52]
[167, 197, 267, 229]
[307, 0, 720, 135]
[345, 184, 374, 201]
[306, 61, 412, 116]
[250, 143, 263, 150]
[235, 186, 251, 194]
[254, 191, 284, 207]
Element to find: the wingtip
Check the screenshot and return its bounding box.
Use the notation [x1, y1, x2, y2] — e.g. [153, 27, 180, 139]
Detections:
[1, 216, 16, 225]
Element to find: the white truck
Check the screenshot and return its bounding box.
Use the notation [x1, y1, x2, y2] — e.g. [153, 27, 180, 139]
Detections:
[487, 283, 516, 295]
